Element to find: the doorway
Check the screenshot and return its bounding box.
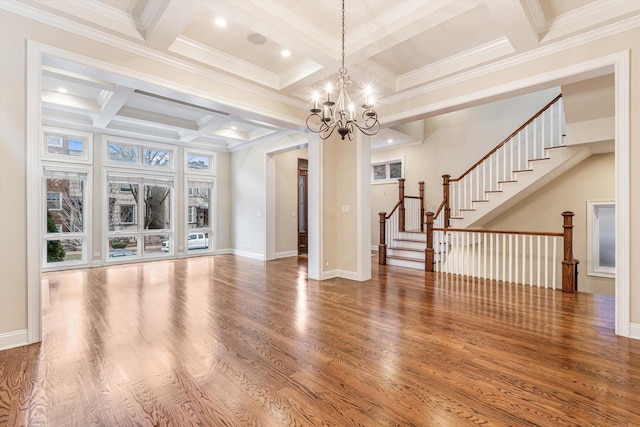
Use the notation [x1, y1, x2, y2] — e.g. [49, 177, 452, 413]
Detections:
[298, 158, 308, 255]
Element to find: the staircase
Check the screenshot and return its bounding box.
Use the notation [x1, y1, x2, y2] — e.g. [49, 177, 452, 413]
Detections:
[380, 94, 590, 271]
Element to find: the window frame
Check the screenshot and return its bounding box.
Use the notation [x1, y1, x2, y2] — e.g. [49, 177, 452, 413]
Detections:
[184, 176, 215, 256]
[104, 136, 176, 171]
[185, 149, 216, 174]
[42, 165, 92, 271]
[586, 200, 615, 279]
[42, 127, 92, 163]
[371, 157, 404, 184]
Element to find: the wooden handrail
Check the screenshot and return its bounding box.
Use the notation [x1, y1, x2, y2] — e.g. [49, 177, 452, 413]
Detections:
[432, 227, 562, 237]
[433, 199, 446, 220]
[450, 94, 562, 182]
[385, 200, 402, 219]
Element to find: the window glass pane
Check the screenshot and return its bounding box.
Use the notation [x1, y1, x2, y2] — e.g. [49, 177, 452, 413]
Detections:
[108, 236, 138, 258]
[598, 206, 615, 268]
[389, 162, 402, 179]
[46, 135, 85, 157]
[46, 238, 83, 263]
[144, 234, 169, 255]
[109, 143, 138, 163]
[143, 185, 171, 229]
[108, 183, 139, 231]
[298, 158, 308, 171]
[46, 177, 84, 232]
[187, 186, 209, 229]
[144, 149, 170, 167]
[187, 154, 210, 170]
[373, 164, 386, 181]
[187, 232, 209, 252]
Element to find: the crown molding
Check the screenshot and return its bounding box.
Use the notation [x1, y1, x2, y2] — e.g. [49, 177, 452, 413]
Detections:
[396, 36, 514, 91]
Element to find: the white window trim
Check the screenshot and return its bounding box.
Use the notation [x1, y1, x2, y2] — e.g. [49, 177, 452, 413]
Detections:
[185, 176, 215, 256]
[371, 157, 404, 184]
[42, 164, 92, 271]
[104, 135, 177, 171]
[42, 126, 93, 164]
[586, 200, 615, 279]
[104, 169, 176, 262]
[185, 149, 216, 174]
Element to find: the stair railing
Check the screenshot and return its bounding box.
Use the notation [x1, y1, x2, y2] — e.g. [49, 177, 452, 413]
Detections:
[379, 179, 425, 264]
[446, 95, 565, 220]
[425, 211, 578, 292]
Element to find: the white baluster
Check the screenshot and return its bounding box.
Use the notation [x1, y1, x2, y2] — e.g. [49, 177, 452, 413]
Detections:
[536, 235, 541, 287]
[552, 237, 557, 289]
[544, 235, 549, 288]
[529, 235, 533, 286]
[489, 233, 494, 281]
[521, 234, 527, 285]
[508, 234, 513, 284]
[514, 233, 519, 285]
[502, 233, 506, 282]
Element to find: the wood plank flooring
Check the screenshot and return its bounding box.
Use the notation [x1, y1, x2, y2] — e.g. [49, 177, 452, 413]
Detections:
[1, 255, 639, 426]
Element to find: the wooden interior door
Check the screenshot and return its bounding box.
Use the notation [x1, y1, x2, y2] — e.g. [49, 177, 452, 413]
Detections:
[298, 158, 308, 255]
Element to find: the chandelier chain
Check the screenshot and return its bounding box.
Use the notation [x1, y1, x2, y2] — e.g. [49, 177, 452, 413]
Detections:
[341, 0, 345, 73]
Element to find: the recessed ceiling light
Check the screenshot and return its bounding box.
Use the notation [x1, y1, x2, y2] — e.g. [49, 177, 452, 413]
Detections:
[281, 49, 291, 58]
[247, 33, 266, 45]
[58, 87, 68, 94]
[387, 139, 393, 144]
[231, 126, 237, 130]
[214, 17, 227, 28]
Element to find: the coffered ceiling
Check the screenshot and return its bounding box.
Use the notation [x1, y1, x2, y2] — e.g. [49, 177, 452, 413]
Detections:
[5, 0, 640, 151]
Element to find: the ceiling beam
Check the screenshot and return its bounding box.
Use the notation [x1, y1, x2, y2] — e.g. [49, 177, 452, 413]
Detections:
[93, 87, 134, 128]
[484, 0, 540, 52]
[142, 0, 202, 49]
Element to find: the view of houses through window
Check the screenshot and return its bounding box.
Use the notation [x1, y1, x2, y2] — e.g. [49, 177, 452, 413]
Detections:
[42, 129, 216, 270]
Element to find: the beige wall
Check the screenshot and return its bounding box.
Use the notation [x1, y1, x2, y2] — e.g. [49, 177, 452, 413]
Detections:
[2, 8, 640, 339]
[275, 148, 307, 255]
[216, 152, 232, 251]
[371, 88, 560, 246]
[485, 153, 615, 295]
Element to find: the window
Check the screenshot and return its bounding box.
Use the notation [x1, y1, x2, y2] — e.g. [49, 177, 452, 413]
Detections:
[587, 200, 615, 278]
[47, 192, 62, 210]
[371, 158, 404, 183]
[43, 169, 89, 269]
[106, 139, 175, 170]
[43, 128, 91, 161]
[106, 175, 174, 261]
[186, 151, 215, 173]
[186, 179, 213, 255]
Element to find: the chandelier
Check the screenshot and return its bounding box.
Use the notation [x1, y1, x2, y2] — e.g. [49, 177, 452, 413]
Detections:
[306, 0, 380, 141]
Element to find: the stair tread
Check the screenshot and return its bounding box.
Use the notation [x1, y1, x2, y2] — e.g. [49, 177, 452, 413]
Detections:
[393, 238, 426, 242]
[529, 157, 550, 162]
[472, 199, 489, 203]
[513, 169, 533, 173]
[387, 255, 425, 263]
[497, 180, 516, 184]
[485, 190, 502, 193]
[460, 208, 476, 212]
[389, 246, 423, 252]
[544, 145, 567, 151]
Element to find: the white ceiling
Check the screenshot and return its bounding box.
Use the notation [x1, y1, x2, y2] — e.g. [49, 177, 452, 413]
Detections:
[8, 0, 640, 151]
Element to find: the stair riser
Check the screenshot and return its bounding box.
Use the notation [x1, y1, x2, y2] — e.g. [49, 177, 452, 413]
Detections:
[386, 258, 424, 270]
[387, 248, 424, 260]
[391, 240, 425, 250]
[397, 231, 425, 240]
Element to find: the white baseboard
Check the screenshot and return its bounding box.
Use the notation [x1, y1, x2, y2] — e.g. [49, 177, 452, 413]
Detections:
[370, 245, 378, 251]
[337, 269, 360, 281]
[322, 269, 338, 279]
[276, 251, 298, 259]
[214, 248, 233, 255]
[232, 249, 265, 260]
[629, 323, 640, 340]
[0, 329, 28, 351]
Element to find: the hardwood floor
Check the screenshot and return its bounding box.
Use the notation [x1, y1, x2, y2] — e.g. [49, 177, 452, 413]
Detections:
[1, 255, 639, 426]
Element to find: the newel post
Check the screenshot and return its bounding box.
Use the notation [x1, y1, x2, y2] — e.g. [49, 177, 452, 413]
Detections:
[425, 212, 434, 272]
[398, 178, 406, 232]
[442, 174, 451, 228]
[419, 181, 425, 232]
[379, 212, 387, 265]
[561, 211, 579, 293]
